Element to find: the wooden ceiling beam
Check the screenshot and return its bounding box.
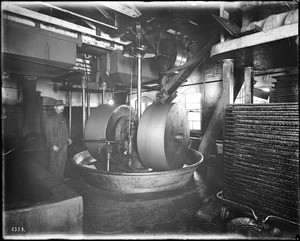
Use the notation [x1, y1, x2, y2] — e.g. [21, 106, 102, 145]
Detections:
[37, 1, 118, 29]
[98, 2, 141, 18]
[211, 23, 298, 57]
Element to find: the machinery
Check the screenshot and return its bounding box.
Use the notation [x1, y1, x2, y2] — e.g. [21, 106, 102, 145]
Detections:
[72, 22, 203, 193]
[137, 102, 190, 170]
[72, 102, 203, 193]
[84, 104, 138, 172]
[83, 101, 191, 172]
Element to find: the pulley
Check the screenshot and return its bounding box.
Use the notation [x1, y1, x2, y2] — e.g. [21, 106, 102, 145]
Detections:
[155, 37, 188, 72]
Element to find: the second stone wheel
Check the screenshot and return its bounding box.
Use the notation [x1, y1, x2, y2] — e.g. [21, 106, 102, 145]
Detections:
[137, 103, 190, 171]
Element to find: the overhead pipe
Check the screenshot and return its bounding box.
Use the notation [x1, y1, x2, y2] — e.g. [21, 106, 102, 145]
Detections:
[136, 23, 142, 121]
[82, 75, 87, 137]
[137, 53, 142, 121]
[68, 91, 72, 138]
[102, 81, 106, 104]
[87, 92, 91, 117]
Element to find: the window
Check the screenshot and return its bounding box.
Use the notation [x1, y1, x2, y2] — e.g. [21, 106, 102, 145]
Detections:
[185, 92, 201, 130]
[173, 92, 201, 130]
[130, 96, 154, 114]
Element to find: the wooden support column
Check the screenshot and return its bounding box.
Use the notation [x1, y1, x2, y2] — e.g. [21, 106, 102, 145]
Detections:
[219, 3, 229, 43]
[223, 59, 235, 104]
[244, 67, 254, 104]
[198, 59, 235, 166]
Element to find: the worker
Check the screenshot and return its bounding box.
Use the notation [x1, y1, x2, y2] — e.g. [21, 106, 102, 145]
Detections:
[45, 99, 72, 181]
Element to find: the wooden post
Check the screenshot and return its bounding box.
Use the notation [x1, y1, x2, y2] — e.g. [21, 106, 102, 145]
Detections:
[219, 2, 229, 43]
[223, 59, 235, 104]
[198, 59, 235, 166]
[244, 67, 254, 104]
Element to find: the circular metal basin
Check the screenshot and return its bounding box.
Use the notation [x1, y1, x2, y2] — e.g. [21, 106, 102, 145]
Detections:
[72, 148, 203, 193]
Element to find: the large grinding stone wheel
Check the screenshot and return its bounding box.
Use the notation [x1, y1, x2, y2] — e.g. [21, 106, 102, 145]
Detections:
[137, 103, 190, 171]
[84, 104, 137, 160]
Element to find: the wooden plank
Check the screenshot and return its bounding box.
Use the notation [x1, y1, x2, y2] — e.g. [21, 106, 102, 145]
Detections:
[223, 59, 235, 104]
[2, 2, 127, 46]
[94, 6, 115, 21]
[219, 2, 229, 42]
[254, 66, 296, 76]
[99, 2, 141, 18]
[244, 67, 254, 104]
[198, 59, 235, 158]
[38, 1, 117, 29]
[211, 23, 298, 57]
[198, 94, 227, 157]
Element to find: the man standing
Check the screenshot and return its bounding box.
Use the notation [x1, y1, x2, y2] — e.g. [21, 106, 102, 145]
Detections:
[45, 99, 72, 181]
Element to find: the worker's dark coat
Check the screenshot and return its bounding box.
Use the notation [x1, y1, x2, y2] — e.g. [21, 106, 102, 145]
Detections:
[45, 111, 69, 180]
[45, 111, 69, 148]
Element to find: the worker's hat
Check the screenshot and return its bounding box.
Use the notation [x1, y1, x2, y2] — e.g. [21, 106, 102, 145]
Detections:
[53, 100, 66, 106]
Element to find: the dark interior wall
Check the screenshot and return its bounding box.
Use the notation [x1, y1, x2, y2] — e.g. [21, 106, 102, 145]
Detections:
[22, 79, 43, 136]
[63, 106, 97, 155]
[2, 105, 23, 138]
[114, 92, 128, 104]
[2, 77, 44, 138]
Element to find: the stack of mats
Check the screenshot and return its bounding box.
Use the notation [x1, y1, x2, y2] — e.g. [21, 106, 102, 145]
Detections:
[223, 103, 299, 224]
[272, 74, 298, 103]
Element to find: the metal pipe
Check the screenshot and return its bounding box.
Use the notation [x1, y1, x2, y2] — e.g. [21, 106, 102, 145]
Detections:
[102, 89, 105, 104]
[82, 76, 87, 136]
[2, 137, 34, 156]
[181, 80, 222, 87]
[68, 91, 72, 138]
[87, 92, 91, 117]
[102, 81, 106, 104]
[137, 53, 142, 120]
